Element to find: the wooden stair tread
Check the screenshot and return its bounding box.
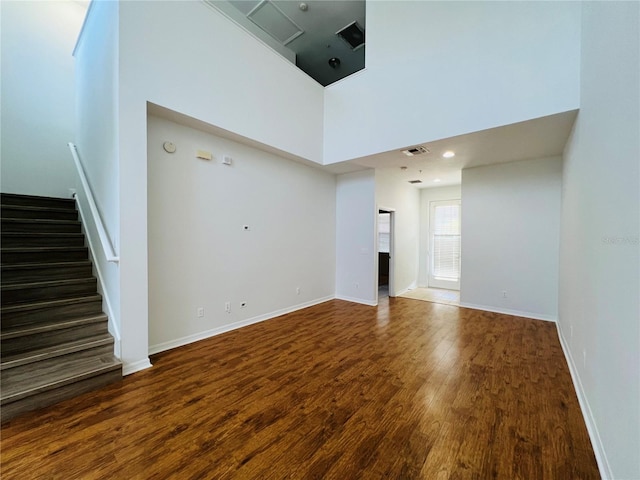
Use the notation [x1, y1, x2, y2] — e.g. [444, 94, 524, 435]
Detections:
[1, 277, 96, 291]
[1, 232, 84, 239]
[0, 204, 77, 214]
[1, 261, 94, 285]
[1, 217, 80, 225]
[1, 354, 121, 403]
[0, 314, 107, 340]
[1, 294, 102, 314]
[0, 193, 75, 206]
[1, 333, 114, 370]
[1, 246, 87, 253]
[1, 260, 92, 271]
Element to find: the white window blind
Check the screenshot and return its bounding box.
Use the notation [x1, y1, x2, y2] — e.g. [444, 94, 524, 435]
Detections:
[433, 204, 461, 280]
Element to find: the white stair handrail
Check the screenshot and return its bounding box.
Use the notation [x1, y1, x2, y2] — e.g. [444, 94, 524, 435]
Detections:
[68, 142, 119, 264]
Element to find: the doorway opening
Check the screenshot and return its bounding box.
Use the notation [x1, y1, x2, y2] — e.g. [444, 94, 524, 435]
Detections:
[378, 209, 394, 299]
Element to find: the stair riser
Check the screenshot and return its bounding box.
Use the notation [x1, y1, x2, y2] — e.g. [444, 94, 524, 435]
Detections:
[2, 280, 98, 306]
[1, 235, 85, 248]
[2, 249, 88, 264]
[1, 264, 94, 284]
[2, 300, 104, 329]
[1, 208, 78, 221]
[1, 368, 121, 423]
[1, 221, 81, 234]
[1, 194, 76, 210]
[1, 322, 109, 357]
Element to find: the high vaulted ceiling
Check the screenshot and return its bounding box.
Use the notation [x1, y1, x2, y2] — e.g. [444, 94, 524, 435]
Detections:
[180, 3, 580, 186]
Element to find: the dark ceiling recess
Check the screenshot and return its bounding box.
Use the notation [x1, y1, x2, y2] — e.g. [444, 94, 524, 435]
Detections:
[227, 0, 366, 87]
[336, 21, 365, 50]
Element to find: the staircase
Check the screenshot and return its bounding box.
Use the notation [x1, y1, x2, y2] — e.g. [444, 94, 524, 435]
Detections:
[1, 193, 122, 423]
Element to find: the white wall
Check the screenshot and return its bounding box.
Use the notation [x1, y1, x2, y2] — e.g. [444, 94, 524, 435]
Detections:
[559, 3, 639, 478]
[460, 157, 562, 321]
[375, 170, 420, 296]
[418, 185, 462, 287]
[147, 115, 335, 352]
[324, 1, 581, 164]
[336, 170, 377, 305]
[73, 0, 122, 359]
[1, 0, 86, 197]
[119, 1, 324, 164]
[73, 0, 327, 371]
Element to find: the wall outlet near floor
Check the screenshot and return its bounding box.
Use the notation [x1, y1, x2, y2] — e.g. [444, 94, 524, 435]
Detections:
[583, 348, 587, 368]
[355, 282, 359, 289]
[197, 307, 204, 318]
[502, 290, 507, 298]
[225, 301, 231, 313]
[296, 287, 300, 295]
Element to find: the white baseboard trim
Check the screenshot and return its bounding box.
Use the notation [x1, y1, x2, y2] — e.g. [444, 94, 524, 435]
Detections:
[395, 284, 416, 297]
[458, 302, 557, 322]
[123, 358, 153, 376]
[148, 296, 335, 355]
[556, 323, 612, 480]
[74, 193, 122, 358]
[334, 295, 377, 307]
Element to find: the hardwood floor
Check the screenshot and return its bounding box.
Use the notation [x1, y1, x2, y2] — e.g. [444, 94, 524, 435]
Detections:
[0, 298, 599, 479]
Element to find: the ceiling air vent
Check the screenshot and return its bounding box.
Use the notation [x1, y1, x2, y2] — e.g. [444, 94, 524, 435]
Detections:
[408, 180, 423, 184]
[336, 21, 365, 51]
[401, 146, 430, 157]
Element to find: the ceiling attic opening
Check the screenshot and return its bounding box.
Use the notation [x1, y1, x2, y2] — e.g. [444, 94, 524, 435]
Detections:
[215, 0, 366, 86]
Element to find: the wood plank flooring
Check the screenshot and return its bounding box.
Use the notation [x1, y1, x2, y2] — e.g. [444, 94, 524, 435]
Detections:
[0, 297, 600, 479]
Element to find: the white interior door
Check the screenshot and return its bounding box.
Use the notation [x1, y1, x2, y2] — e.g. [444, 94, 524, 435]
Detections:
[428, 200, 461, 290]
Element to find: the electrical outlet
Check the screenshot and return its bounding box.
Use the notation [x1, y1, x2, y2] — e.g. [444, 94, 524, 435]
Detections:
[240, 301, 247, 308]
[355, 282, 359, 289]
[583, 348, 587, 368]
[225, 301, 231, 313]
[197, 307, 204, 318]
[570, 324, 573, 339]
[296, 287, 300, 295]
[502, 290, 507, 298]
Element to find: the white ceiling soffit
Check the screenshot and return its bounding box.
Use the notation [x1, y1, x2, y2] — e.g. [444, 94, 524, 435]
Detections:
[247, 1, 304, 45]
[350, 110, 579, 188]
[146, 103, 368, 176]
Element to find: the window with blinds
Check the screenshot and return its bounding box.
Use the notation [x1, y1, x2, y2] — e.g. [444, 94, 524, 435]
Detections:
[432, 203, 461, 280]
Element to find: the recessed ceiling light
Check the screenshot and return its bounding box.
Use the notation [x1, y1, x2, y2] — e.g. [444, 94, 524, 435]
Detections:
[442, 151, 455, 158]
[433, 178, 442, 183]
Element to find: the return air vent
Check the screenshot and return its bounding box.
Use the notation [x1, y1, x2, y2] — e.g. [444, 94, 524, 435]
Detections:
[408, 180, 423, 184]
[401, 146, 430, 156]
[247, 0, 304, 46]
[336, 21, 365, 51]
